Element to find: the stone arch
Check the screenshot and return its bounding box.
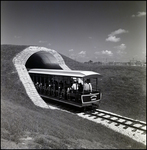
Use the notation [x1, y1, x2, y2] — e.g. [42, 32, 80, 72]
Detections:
[13, 46, 71, 108]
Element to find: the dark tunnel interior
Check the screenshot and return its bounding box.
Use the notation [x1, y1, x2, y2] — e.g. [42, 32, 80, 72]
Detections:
[25, 51, 62, 70]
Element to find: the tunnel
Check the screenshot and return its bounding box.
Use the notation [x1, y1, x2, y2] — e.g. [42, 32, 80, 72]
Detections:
[25, 51, 62, 70]
[13, 46, 70, 108]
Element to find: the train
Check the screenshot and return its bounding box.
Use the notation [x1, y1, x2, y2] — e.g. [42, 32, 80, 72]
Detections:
[28, 69, 102, 108]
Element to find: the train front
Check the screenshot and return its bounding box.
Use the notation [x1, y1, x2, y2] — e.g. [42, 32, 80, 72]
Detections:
[78, 72, 102, 107]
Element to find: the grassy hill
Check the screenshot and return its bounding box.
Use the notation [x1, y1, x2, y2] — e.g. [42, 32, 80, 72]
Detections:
[1, 44, 146, 149]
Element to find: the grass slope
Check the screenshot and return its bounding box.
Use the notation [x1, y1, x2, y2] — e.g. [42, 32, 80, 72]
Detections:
[1, 44, 146, 149]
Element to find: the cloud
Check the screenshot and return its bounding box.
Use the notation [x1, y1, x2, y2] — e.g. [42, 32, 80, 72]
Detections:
[78, 51, 86, 57]
[106, 29, 128, 42]
[114, 43, 126, 50]
[137, 12, 146, 17]
[114, 43, 127, 55]
[108, 29, 128, 36]
[102, 50, 113, 56]
[117, 50, 127, 55]
[132, 12, 146, 17]
[95, 50, 113, 56]
[79, 51, 86, 55]
[39, 40, 47, 43]
[69, 49, 74, 52]
[68, 49, 75, 59]
[106, 36, 120, 42]
[48, 43, 51, 46]
[88, 37, 92, 39]
[132, 15, 135, 17]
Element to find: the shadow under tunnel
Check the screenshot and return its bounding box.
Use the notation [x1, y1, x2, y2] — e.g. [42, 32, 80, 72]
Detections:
[25, 51, 63, 70]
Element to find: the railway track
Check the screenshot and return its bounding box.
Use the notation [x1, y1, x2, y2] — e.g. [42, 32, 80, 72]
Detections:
[83, 109, 146, 133]
[77, 108, 146, 145]
[45, 99, 146, 145]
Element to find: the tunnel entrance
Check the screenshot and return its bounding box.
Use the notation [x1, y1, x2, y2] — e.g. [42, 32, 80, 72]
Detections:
[13, 46, 70, 108]
[25, 51, 62, 70]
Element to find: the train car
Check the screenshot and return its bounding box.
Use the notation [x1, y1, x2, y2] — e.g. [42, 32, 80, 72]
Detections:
[28, 69, 102, 108]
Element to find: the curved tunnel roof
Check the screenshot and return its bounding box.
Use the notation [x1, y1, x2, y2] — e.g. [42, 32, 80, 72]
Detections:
[25, 51, 62, 69]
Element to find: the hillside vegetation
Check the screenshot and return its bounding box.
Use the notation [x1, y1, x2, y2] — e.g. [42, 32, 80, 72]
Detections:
[1, 45, 146, 149]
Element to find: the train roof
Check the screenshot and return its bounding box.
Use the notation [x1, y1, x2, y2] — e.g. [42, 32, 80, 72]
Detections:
[28, 69, 101, 78]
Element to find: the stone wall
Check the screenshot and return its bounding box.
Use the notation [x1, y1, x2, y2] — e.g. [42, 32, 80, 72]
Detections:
[13, 46, 71, 108]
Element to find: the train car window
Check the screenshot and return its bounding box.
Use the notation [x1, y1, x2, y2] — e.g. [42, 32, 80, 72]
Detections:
[91, 78, 97, 92]
[36, 74, 39, 83]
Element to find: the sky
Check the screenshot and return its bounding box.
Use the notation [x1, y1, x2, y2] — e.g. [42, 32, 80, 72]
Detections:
[1, 1, 146, 62]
